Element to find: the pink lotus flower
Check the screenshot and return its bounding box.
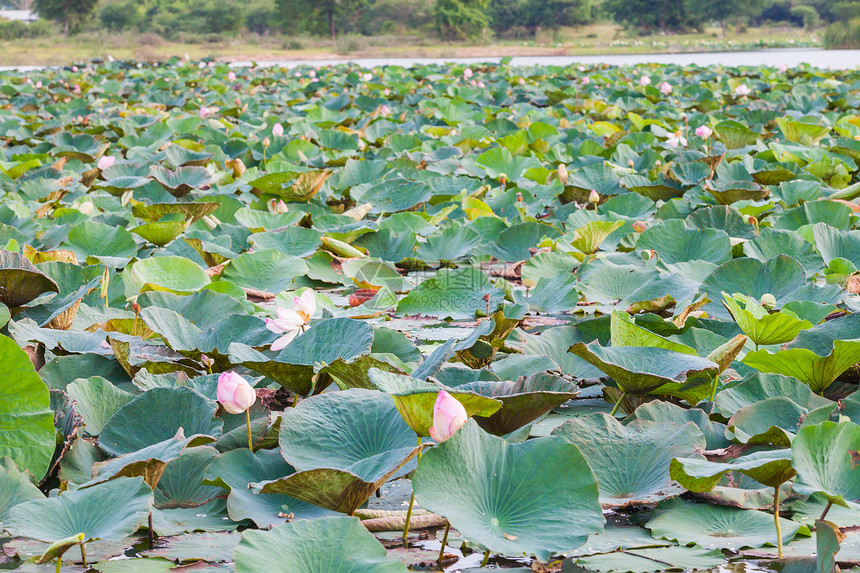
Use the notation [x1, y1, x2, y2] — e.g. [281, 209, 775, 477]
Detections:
[588, 189, 600, 203]
[734, 84, 752, 97]
[639, 75, 651, 86]
[72, 66, 78, 72]
[35, 80, 42, 89]
[362, 72, 373, 82]
[666, 130, 688, 148]
[581, 77, 590, 86]
[477, 81, 485, 88]
[266, 290, 315, 351]
[97, 156, 115, 170]
[272, 123, 284, 137]
[292, 289, 316, 323]
[429, 390, 467, 442]
[217, 371, 256, 414]
[778, 63, 788, 73]
[463, 68, 473, 79]
[380, 105, 391, 116]
[294, 72, 301, 78]
[267, 198, 288, 214]
[227, 71, 236, 81]
[199, 106, 215, 118]
[695, 125, 713, 138]
[659, 82, 672, 95]
[382, 88, 390, 96]
[309, 70, 316, 78]
[518, 78, 525, 85]
[73, 84, 81, 94]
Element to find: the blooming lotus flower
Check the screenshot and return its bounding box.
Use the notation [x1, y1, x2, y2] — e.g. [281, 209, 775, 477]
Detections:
[518, 78, 525, 85]
[199, 106, 215, 118]
[380, 104, 390, 116]
[695, 125, 713, 138]
[639, 75, 651, 86]
[98, 155, 115, 170]
[272, 123, 284, 137]
[778, 63, 788, 73]
[666, 130, 687, 148]
[227, 71, 236, 81]
[477, 81, 485, 88]
[35, 80, 42, 89]
[217, 371, 256, 414]
[309, 70, 316, 78]
[362, 72, 372, 82]
[266, 307, 305, 351]
[734, 84, 751, 97]
[72, 65, 78, 72]
[463, 68, 473, 79]
[429, 390, 468, 443]
[659, 82, 672, 95]
[581, 77, 590, 86]
[293, 289, 316, 323]
[382, 88, 390, 96]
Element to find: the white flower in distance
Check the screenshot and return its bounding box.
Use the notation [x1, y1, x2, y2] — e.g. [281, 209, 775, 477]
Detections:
[666, 130, 687, 148]
[266, 290, 316, 351]
[97, 155, 115, 170]
[734, 84, 752, 97]
[659, 82, 672, 95]
[639, 75, 651, 86]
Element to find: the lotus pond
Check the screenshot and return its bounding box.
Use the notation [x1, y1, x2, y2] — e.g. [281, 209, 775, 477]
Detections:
[1, 59, 860, 573]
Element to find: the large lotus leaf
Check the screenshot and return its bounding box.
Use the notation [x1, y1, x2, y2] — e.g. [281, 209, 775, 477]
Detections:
[233, 516, 409, 573]
[575, 545, 726, 572]
[0, 251, 59, 308]
[99, 387, 222, 456]
[507, 325, 605, 379]
[52, 132, 101, 161]
[563, 161, 625, 201]
[203, 448, 336, 527]
[726, 396, 834, 446]
[518, 273, 580, 314]
[790, 493, 860, 528]
[367, 369, 502, 436]
[0, 335, 55, 480]
[774, 200, 853, 232]
[249, 228, 323, 258]
[476, 146, 541, 181]
[220, 249, 308, 294]
[670, 449, 795, 493]
[98, 163, 152, 193]
[150, 165, 211, 197]
[625, 401, 731, 451]
[64, 222, 138, 262]
[714, 373, 833, 418]
[455, 373, 580, 435]
[5, 476, 153, 542]
[699, 255, 843, 321]
[636, 220, 731, 265]
[125, 256, 210, 296]
[150, 498, 238, 537]
[610, 311, 697, 355]
[553, 413, 705, 506]
[744, 228, 824, 277]
[413, 420, 603, 562]
[791, 421, 860, 508]
[570, 342, 719, 398]
[154, 445, 223, 508]
[82, 430, 189, 488]
[141, 530, 238, 563]
[66, 377, 135, 436]
[414, 223, 480, 263]
[646, 498, 802, 550]
[132, 202, 218, 223]
[714, 120, 761, 149]
[777, 118, 831, 145]
[141, 308, 273, 357]
[137, 289, 247, 331]
[397, 267, 504, 319]
[278, 388, 418, 480]
[0, 458, 43, 527]
[812, 223, 860, 269]
[353, 179, 432, 214]
[723, 292, 813, 346]
[576, 260, 699, 314]
[340, 259, 411, 292]
[477, 222, 561, 262]
[130, 221, 190, 247]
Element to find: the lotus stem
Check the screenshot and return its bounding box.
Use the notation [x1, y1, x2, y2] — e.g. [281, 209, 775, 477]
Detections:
[774, 486, 783, 558]
[55, 557, 61, 573]
[246, 410, 253, 451]
[402, 434, 422, 546]
[481, 549, 491, 567]
[609, 392, 626, 416]
[709, 375, 720, 402]
[820, 500, 833, 521]
[438, 522, 450, 563]
[148, 511, 154, 549]
[80, 543, 87, 568]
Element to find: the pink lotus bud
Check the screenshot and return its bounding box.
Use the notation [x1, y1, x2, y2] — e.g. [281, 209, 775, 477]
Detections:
[639, 75, 651, 86]
[463, 68, 473, 79]
[382, 88, 390, 96]
[72, 66, 78, 72]
[778, 63, 788, 73]
[262, 137, 271, 148]
[272, 123, 284, 137]
[429, 390, 468, 442]
[294, 72, 301, 78]
[518, 78, 525, 85]
[734, 84, 751, 97]
[309, 70, 316, 78]
[98, 156, 115, 170]
[199, 106, 215, 118]
[217, 371, 256, 414]
[35, 80, 42, 89]
[581, 77, 591, 86]
[380, 105, 390, 116]
[659, 82, 672, 95]
[589, 189, 600, 203]
[477, 81, 485, 88]
[267, 198, 288, 214]
[695, 125, 713, 138]
[227, 71, 236, 81]
[632, 220, 647, 233]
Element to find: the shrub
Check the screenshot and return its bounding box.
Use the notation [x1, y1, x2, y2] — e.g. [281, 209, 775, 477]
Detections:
[0, 18, 53, 41]
[790, 5, 820, 30]
[824, 18, 860, 48]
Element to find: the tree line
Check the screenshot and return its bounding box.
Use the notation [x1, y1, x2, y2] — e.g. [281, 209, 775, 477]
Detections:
[13, 0, 860, 40]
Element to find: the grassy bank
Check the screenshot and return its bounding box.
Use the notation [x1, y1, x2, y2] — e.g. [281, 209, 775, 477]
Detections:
[0, 24, 820, 66]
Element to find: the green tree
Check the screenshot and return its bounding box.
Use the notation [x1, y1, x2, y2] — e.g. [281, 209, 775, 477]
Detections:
[489, 0, 592, 33]
[604, 0, 699, 34]
[699, 0, 765, 34]
[33, 0, 98, 36]
[435, 0, 489, 40]
[275, 0, 373, 41]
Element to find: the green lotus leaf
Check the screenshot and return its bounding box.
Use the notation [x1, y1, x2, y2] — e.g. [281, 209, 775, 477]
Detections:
[163, 144, 212, 168]
[476, 146, 541, 181]
[66, 377, 136, 436]
[714, 120, 761, 149]
[0, 334, 55, 480]
[812, 222, 860, 269]
[154, 445, 223, 508]
[131, 202, 218, 224]
[723, 292, 813, 346]
[455, 373, 579, 436]
[517, 273, 580, 313]
[646, 498, 803, 550]
[726, 396, 834, 446]
[150, 165, 212, 197]
[706, 180, 769, 205]
[6, 476, 153, 542]
[234, 516, 409, 573]
[82, 429, 189, 488]
[791, 421, 860, 508]
[367, 369, 502, 436]
[790, 493, 860, 528]
[0, 457, 43, 528]
[397, 267, 504, 319]
[125, 256, 210, 296]
[220, 249, 308, 294]
[203, 448, 336, 527]
[714, 373, 833, 418]
[130, 221, 190, 247]
[478, 222, 561, 262]
[150, 498, 238, 537]
[554, 413, 705, 506]
[575, 544, 725, 572]
[98, 163, 152, 195]
[508, 325, 605, 379]
[99, 387, 222, 456]
[51, 132, 101, 161]
[670, 449, 795, 493]
[624, 400, 731, 450]
[610, 310, 698, 355]
[563, 161, 625, 202]
[64, 222, 139, 261]
[570, 342, 719, 399]
[353, 179, 432, 214]
[413, 420, 603, 562]
[777, 118, 831, 146]
[0, 250, 60, 308]
[773, 200, 853, 232]
[340, 258, 411, 292]
[140, 530, 238, 563]
[636, 220, 732, 265]
[249, 227, 322, 258]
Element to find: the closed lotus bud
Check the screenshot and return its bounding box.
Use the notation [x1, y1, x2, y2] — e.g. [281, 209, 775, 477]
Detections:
[557, 164, 569, 184]
[217, 371, 256, 414]
[516, 192, 523, 203]
[760, 293, 776, 309]
[588, 189, 600, 204]
[632, 220, 647, 233]
[267, 198, 288, 214]
[262, 137, 271, 148]
[428, 390, 468, 443]
[655, 160, 662, 167]
[498, 173, 507, 186]
[627, 159, 635, 168]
